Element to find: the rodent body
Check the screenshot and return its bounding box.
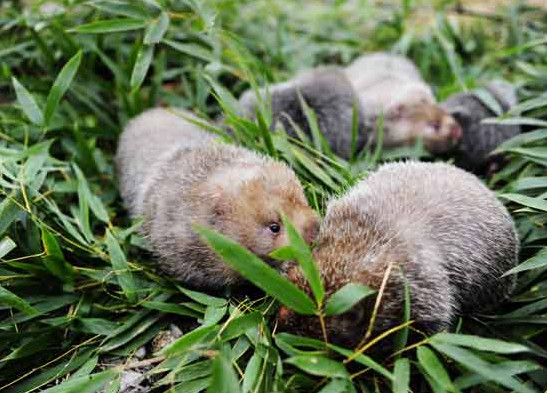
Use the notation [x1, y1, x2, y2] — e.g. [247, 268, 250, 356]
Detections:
[441, 81, 520, 173]
[238, 67, 366, 159]
[116, 108, 319, 290]
[345, 53, 462, 153]
[280, 161, 519, 348]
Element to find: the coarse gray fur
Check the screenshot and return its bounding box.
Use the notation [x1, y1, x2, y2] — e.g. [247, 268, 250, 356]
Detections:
[282, 161, 519, 347]
[116, 108, 319, 290]
[238, 67, 366, 159]
[441, 81, 520, 173]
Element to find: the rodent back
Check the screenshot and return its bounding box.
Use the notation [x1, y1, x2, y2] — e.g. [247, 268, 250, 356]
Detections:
[116, 108, 215, 215]
[238, 67, 366, 158]
[342, 162, 518, 311]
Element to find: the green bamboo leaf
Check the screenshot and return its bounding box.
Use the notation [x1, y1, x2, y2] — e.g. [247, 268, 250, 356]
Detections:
[286, 355, 350, 378]
[430, 333, 530, 354]
[70, 18, 147, 33]
[164, 39, 216, 62]
[203, 304, 227, 326]
[318, 379, 355, 393]
[281, 214, 324, 304]
[39, 370, 118, 393]
[454, 360, 541, 390]
[161, 324, 218, 356]
[220, 312, 262, 341]
[0, 236, 16, 258]
[324, 283, 375, 316]
[130, 45, 154, 90]
[503, 250, 547, 275]
[88, 1, 150, 19]
[495, 129, 547, 151]
[5, 349, 94, 393]
[105, 229, 137, 302]
[194, 224, 316, 315]
[144, 11, 170, 44]
[417, 346, 458, 392]
[73, 164, 110, 222]
[393, 358, 410, 393]
[44, 51, 82, 125]
[242, 353, 262, 393]
[141, 301, 201, 317]
[430, 342, 535, 393]
[11, 77, 43, 125]
[177, 285, 227, 307]
[499, 193, 547, 212]
[41, 226, 74, 283]
[207, 346, 242, 393]
[0, 286, 39, 316]
[482, 117, 547, 127]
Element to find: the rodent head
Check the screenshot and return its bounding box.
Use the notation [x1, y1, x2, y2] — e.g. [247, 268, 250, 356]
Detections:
[276, 203, 391, 349]
[383, 100, 462, 153]
[278, 257, 375, 349]
[207, 161, 320, 261]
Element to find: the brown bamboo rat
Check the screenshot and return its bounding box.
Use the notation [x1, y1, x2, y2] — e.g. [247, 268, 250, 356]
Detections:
[238, 67, 366, 159]
[345, 53, 463, 154]
[441, 80, 521, 174]
[278, 161, 518, 348]
[116, 108, 319, 290]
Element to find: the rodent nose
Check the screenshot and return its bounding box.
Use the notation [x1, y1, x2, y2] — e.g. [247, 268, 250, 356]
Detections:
[450, 123, 462, 142]
[304, 217, 320, 244]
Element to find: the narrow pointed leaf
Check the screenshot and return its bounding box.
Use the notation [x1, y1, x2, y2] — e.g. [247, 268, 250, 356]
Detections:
[44, 51, 82, 125]
[281, 214, 324, 304]
[144, 12, 170, 44]
[393, 358, 410, 393]
[324, 283, 375, 316]
[417, 346, 457, 392]
[0, 236, 16, 258]
[11, 77, 43, 125]
[194, 224, 316, 315]
[286, 355, 349, 378]
[70, 18, 147, 33]
[130, 45, 154, 90]
[0, 286, 39, 316]
[105, 229, 137, 302]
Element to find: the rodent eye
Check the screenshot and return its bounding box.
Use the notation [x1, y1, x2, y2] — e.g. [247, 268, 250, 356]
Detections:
[268, 222, 281, 234]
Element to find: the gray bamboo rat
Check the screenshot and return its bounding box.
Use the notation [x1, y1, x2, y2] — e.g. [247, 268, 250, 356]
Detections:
[441, 80, 520, 174]
[116, 108, 320, 290]
[345, 52, 463, 154]
[278, 161, 519, 348]
[238, 67, 366, 159]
